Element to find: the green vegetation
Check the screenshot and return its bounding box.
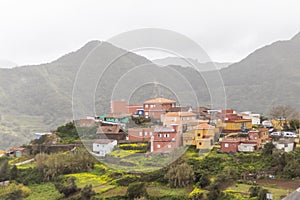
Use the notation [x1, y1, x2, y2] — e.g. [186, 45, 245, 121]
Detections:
[3, 142, 300, 199]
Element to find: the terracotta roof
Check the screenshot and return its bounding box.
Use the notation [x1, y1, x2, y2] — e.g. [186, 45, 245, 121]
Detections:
[10, 147, 25, 151]
[165, 112, 196, 117]
[193, 123, 214, 129]
[144, 98, 176, 104]
[96, 125, 122, 134]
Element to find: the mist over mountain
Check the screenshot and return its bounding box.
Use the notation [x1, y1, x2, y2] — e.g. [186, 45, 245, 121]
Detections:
[153, 57, 231, 71]
[0, 60, 17, 68]
[221, 32, 300, 112]
[1, 32, 300, 149]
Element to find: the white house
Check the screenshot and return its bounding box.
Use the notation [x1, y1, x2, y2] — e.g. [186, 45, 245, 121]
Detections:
[273, 138, 295, 152]
[93, 140, 117, 156]
[238, 143, 257, 152]
[240, 112, 261, 125]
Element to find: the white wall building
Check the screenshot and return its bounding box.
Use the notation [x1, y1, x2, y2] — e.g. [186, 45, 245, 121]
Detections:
[273, 138, 295, 152]
[93, 140, 117, 156]
[240, 112, 261, 125]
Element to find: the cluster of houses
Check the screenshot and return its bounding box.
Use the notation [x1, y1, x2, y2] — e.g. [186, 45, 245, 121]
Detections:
[2, 98, 298, 158]
[74, 97, 299, 156]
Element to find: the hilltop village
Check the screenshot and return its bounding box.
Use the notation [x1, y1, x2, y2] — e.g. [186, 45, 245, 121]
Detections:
[73, 97, 299, 156]
[2, 97, 299, 158]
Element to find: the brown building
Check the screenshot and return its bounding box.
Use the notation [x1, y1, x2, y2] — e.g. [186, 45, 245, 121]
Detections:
[143, 98, 176, 120]
[111, 101, 128, 114]
[110, 100, 143, 115]
[128, 127, 154, 142]
[221, 138, 244, 153]
[151, 125, 180, 153]
[96, 124, 126, 141]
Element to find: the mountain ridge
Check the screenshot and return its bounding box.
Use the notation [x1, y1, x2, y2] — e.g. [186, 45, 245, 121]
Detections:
[1, 31, 300, 149]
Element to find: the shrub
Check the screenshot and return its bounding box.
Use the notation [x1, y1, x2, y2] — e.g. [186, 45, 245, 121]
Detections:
[80, 184, 96, 200]
[126, 182, 148, 199]
[165, 162, 194, 188]
[116, 175, 139, 186]
[55, 177, 79, 197]
[189, 187, 205, 200]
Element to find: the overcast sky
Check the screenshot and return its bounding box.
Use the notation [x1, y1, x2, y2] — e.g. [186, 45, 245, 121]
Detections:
[0, 0, 300, 66]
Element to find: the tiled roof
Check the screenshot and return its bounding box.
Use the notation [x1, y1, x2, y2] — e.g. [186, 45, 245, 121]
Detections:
[165, 112, 196, 117]
[96, 125, 122, 134]
[10, 147, 25, 151]
[144, 98, 176, 104]
[193, 123, 214, 129]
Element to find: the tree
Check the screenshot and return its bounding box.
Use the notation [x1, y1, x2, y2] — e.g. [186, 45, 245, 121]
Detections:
[56, 122, 79, 143]
[0, 159, 9, 181]
[197, 173, 211, 188]
[81, 184, 96, 200]
[55, 177, 79, 197]
[249, 186, 269, 200]
[262, 142, 275, 156]
[10, 165, 18, 181]
[126, 182, 148, 199]
[289, 119, 300, 131]
[165, 162, 194, 188]
[269, 105, 299, 127]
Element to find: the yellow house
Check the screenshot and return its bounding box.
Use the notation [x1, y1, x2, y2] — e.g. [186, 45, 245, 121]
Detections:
[222, 119, 252, 132]
[183, 123, 216, 150]
[183, 131, 196, 146]
[271, 119, 283, 131]
[194, 123, 216, 150]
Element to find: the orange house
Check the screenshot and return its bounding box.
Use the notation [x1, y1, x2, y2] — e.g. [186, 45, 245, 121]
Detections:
[128, 127, 154, 142]
[143, 98, 176, 120]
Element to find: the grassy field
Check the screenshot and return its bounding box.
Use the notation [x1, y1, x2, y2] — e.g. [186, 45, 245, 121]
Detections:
[24, 183, 63, 200]
[227, 183, 288, 200]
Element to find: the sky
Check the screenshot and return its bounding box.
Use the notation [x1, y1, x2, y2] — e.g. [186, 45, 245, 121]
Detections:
[0, 0, 300, 66]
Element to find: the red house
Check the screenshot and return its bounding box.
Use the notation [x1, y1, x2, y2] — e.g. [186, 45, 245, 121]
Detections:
[151, 125, 180, 153]
[128, 127, 154, 142]
[143, 98, 176, 120]
[221, 138, 244, 153]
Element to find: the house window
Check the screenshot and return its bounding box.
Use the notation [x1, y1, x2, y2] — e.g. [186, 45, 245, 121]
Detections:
[197, 133, 201, 137]
[145, 104, 148, 108]
[150, 104, 154, 108]
[150, 132, 153, 136]
[139, 132, 143, 136]
[157, 144, 161, 148]
[168, 144, 172, 148]
[172, 138, 175, 141]
[158, 134, 162, 138]
[145, 112, 149, 116]
[145, 132, 148, 136]
[199, 142, 202, 145]
[224, 143, 229, 148]
[165, 134, 170, 138]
